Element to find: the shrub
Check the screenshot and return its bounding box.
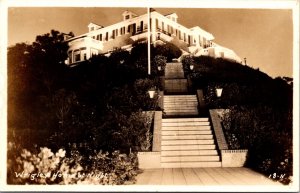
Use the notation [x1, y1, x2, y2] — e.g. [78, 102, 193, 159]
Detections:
[7, 144, 139, 185]
[154, 42, 182, 62]
[181, 55, 194, 76]
[221, 106, 293, 185]
[152, 55, 167, 76]
[98, 110, 154, 152]
[133, 78, 162, 111]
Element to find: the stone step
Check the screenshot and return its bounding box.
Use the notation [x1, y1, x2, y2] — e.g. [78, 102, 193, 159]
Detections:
[161, 126, 211, 131]
[162, 144, 216, 151]
[165, 63, 185, 79]
[164, 111, 199, 116]
[164, 103, 198, 109]
[164, 104, 198, 108]
[161, 134, 213, 140]
[162, 121, 210, 126]
[164, 102, 198, 105]
[164, 105, 198, 109]
[165, 74, 184, 79]
[161, 155, 220, 162]
[164, 108, 199, 112]
[162, 130, 212, 135]
[162, 118, 209, 122]
[164, 98, 197, 101]
[165, 75, 184, 79]
[162, 134, 213, 140]
[161, 150, 219, 156]
[164, 96, 196, 98]
[164, 95, 197, 99]
[164, 89, 188, 93]
[162, 140, 215, 146]
[161, 161, 222, 168]
[164, 101, 197, 104]
[165, 80, 187, 84]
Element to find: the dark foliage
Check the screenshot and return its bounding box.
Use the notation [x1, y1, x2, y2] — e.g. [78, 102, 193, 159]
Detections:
[7, 31, 160, 155]
[185, 56, 293, 185]
[222, 106, 292, 184]
[153, 42, 182, 62]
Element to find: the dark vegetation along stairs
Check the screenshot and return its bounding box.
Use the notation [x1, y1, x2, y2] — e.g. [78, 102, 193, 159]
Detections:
[161, 62, 221, 168]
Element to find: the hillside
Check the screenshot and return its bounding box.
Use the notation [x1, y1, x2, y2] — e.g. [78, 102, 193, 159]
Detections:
[182, 55, 293, 184]
[183, 56, 292, 110]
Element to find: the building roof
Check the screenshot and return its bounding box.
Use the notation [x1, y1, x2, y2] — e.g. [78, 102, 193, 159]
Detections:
[122, 10, 138, 17]
[88, 22, 104, 28]
[164, 12, 178, 18]
[190, 26, 214, 40]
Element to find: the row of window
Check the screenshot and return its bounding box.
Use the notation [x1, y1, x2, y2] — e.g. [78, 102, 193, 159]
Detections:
[153, 18, 212, 47]
[90, 20, 147, 42]
[68, 47, 98, 64]
[88, 18, 211, 48]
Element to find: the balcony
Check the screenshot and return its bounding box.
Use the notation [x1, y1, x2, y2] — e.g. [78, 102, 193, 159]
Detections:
[155, 31, 172, 42]
[130, 30, 148, 42]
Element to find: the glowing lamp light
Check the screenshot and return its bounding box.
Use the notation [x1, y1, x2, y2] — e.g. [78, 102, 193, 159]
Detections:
[148, 88, 156, 99]
[157, 66, 162, 71]
[216, 88, 223, 98]
[190, 64, 194, 70]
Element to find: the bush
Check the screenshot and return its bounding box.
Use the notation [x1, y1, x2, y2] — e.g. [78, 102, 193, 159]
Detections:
[154, 42, 182, 62]
[221, 106, 293, 185]
[97, 110, 154, 152]
[152, 55, 167, 76]
[181, 55, 194, 76]
[7, 144, 139, 185]
[133, 78, 162, 111]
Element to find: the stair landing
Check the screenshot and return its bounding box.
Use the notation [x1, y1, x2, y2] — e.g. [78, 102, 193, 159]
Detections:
[165, 63, 185, 79]
[135, 167, 283, 185]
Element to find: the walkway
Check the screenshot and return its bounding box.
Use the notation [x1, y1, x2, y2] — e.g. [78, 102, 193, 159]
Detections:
[135, 167, 282, 185]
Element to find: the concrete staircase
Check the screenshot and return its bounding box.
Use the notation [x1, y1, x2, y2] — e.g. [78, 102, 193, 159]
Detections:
[160, 118, 221, 168]
[164, 79, 188, 93]
[164, 62, 185, 79]
[164, 95, 198, 116]
[160, 62, 221, 168]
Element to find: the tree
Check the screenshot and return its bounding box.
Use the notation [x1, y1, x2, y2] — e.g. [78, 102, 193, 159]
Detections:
[154, 42, 182, 62]
[7, 30, 71, 130]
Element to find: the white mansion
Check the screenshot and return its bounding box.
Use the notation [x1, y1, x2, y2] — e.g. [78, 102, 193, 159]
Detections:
[65, 10, 242, 66]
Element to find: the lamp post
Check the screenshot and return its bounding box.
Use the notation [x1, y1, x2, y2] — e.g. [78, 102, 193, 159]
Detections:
[215, 87, 223, 109]
[148, 87, 161, 110]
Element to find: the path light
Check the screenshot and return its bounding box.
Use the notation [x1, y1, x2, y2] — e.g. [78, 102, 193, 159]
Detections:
[148, 87, 156, 99]
[157, 65, 162, 71]
[216, 88, 223, 98]
[190, 64, 194, 70]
